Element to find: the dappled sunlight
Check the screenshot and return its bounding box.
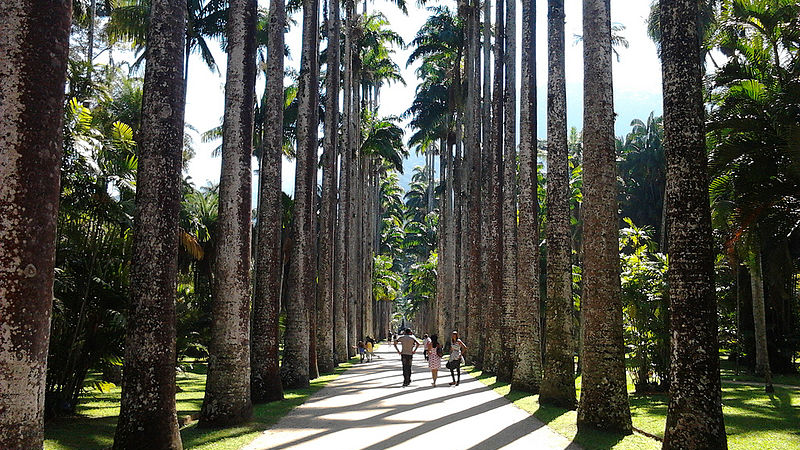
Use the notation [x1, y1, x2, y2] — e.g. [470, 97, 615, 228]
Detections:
[244, 347, 576, 450]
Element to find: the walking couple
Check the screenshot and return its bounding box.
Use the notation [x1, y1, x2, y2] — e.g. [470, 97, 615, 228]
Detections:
[394, 329, 467, 387]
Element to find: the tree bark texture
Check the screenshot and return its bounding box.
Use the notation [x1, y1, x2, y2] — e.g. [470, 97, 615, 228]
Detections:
[282, 0, 320, 389]
[199, 0, 256, 426]
[576, 0, 632, 434]
[539, 0, 576, 410]
[252, 0, 286, 403]
[465, 0, 483, 362]
[0, 1, 70, 447]
[748, 237, 772, 390]
[113, 0, 186, 446]
[483, 0, 505, 374]
[498, 0, 518, 383]
[317, 0, 341, 374]
[660, 0, 728, 447]
[512, 0, 542, 393]
[475, 0, 492, 369]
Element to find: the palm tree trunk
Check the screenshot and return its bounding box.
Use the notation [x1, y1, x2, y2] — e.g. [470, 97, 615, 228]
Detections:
[749, 235, 773, 392]
[512, 0, 542, 393]
[435, 137, 447, 339]
[539, 0, 576, 410]
[347, 12, 361, 354]
[318, 0, 341, 374]
[0, 2, 70, 446]
[483, 0, 504, 374]
[576, 0, 631, 433]
[660, 0, 728, 447]
[199, 0, 256, 426]
[497, 0, 518, 383]
[113, 0, 186, 445]
[251, 0, 286, 403]
[475, 0, 492, 369]
[453, 132, 464, 334]
[282, 0, 320, 389]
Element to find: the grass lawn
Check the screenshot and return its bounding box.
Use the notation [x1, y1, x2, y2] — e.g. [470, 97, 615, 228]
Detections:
[466, 367, 800, 450]
[45, 359, 357, 450]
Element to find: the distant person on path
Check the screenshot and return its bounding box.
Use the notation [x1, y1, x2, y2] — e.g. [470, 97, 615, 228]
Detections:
[447, 331, 467, 386]
[393, 328, 420, 386]
[426, 334, 443, 386]
[356, 341, 366, 363]
[365, 337, 374, 362]
[422, 334, 431, 361]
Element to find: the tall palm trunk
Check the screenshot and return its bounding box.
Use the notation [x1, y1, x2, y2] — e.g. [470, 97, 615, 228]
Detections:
[749, 236, 773, 391]
[453, 132, 464, 333]
[282, 0, 320, 389]
[252, 0, 286, 403]
[576, 0, 631, 433]
[660, 0, 727, 446]
[199, 0, 256, 426]
[347, 8, 361, 354]
[113, 0, 186, 446]
[497, 0, 518, 383]
[341, 0, 355, 360]
[318, 0, 341, 374]
[539, 0, 576, 409]
[483, 0, 505, 373]
[435, 137, 447, 339]
[0, 2, 70, 447]
[476, 0, 492, 369]
[465, 0, 482, 357]
[512, 0, 541, 393]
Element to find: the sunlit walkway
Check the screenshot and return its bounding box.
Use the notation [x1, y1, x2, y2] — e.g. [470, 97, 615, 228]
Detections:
[244, 345, 581, 450]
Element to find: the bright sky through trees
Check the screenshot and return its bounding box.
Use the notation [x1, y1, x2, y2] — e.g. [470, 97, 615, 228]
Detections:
[180, 0, 662, 193]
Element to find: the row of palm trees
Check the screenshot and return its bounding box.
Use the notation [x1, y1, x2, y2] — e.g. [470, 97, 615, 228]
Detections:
[1, 0, 407, 448]
[1, 1, 734, 450]
[405, 0, 729, 446]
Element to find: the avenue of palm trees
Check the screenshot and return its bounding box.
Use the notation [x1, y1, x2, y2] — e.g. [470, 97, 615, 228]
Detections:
[2, 0, 799, 449]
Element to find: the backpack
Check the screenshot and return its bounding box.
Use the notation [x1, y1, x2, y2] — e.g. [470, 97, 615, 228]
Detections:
[436, 344, 444, 357]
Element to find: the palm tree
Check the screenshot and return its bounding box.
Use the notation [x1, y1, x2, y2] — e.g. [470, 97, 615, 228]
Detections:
[317, 0, 342, 375]
[282, 0, 320, 389]
[476, 0, 492, 368]
[539, 0, 576, 409]
[112, 0, 186, 446]
[198, 0, 256, 426]
[0, 2, 71, 447]
[512, 0, 541, 393]
[576, 0, 632, 433]
[660, 0, 727, 446]
[483, 0, 504, 374]
[251, 0, 287, 403]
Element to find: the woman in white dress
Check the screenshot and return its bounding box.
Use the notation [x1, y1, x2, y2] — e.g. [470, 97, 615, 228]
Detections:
[426, 334, 442, 386]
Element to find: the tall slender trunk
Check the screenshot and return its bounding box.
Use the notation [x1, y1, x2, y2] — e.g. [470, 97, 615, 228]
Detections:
[113, 0, 186, 445]
[749, 236, 773, 392]
[483, 0, 505, 373]
[465, 0, 482, 357]
[199, 0, 256, 426]
[539, 0, 576, 409]
[347, 10, 361, 354]
[282, 0, 320, 389]
[660, 0, 728, 446]
[251, 0, 286, 403]
[0, 1, 70, 447]
[318, 0, 341, 374]
[476, 0, 492, 369]
[576, 0, 632, 433]
[497, 0, 518, 383]
[453, 132, 464, 334]
[512, 0, 541, 393]
[435, 137, 447, 340]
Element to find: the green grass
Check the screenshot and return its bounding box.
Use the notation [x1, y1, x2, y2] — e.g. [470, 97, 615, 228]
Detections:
[45, 360, 356, 450]
[466, 366, 800, 450]
[719, 358, 800, 387]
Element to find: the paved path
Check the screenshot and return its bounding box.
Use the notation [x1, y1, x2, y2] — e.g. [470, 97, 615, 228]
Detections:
[244, 345, 580, 450]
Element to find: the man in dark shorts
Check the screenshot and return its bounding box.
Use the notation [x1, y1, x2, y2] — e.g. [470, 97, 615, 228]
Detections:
[393, 328, 420, 386]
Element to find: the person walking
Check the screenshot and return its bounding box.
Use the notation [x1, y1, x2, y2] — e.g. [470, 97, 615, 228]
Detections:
[426, 334, 443, 386]
[365, 337, 374, 362]
[422, 334, 431, 361]
[447, 330, 467, 386]
[356, 341, 365, 363]
[393, 328, 420, 386]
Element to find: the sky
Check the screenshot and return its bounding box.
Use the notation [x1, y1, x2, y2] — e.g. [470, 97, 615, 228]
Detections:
[180, 0, 663, 194]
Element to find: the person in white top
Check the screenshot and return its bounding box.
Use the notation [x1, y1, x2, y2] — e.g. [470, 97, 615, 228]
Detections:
[448, 330, 467, 386]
